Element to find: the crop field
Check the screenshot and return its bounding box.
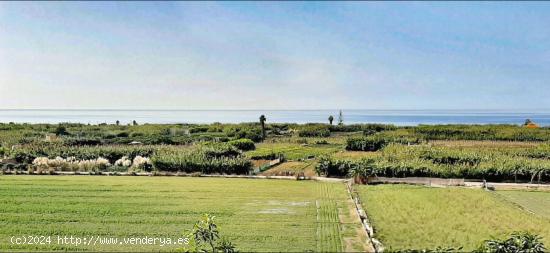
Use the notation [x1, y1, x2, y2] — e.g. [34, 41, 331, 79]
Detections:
[246, 142, 342, 161]
[0, 175, 363, 252]
[496, 190, 550, 219]
[261, 161, 317, 177]
[330, 151, 380, 161]
[356, 185, 550, 251]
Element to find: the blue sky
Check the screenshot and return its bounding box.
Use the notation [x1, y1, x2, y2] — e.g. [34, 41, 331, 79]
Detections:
[1, 2, 550, 110]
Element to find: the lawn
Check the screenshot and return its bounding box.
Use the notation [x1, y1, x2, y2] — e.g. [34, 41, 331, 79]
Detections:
[0, 175, 362, 252]
[357, 185, 550, 251]
[496, 190, 550, 219]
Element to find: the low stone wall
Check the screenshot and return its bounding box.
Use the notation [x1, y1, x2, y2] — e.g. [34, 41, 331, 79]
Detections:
[346, 181, 383, 252]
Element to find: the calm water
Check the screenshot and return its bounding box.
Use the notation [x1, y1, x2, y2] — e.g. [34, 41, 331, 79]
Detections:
[1, 110, 550, 126]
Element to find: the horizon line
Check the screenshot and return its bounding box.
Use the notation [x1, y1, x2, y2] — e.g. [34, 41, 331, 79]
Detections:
[1, 108, 550, 112]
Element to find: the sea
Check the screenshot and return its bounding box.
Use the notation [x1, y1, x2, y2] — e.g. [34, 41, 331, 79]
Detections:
[0, 109, 549, 126]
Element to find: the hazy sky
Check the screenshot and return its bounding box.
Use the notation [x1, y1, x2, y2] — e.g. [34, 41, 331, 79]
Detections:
[1, 2, 550, 110]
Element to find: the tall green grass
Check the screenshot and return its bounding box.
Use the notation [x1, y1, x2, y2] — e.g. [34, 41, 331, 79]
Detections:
[357, 185, 550, 251]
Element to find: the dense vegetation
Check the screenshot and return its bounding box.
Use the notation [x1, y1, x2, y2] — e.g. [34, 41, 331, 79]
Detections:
[151, 145, 252, 174]
[318, 143, 550, 181]
[413, 124, 550, 141]
[1, 122, 549, 179]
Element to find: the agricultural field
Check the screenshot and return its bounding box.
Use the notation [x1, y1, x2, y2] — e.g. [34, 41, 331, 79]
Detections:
[496, 190, 550, 219]
[0, 176, 367, 252]
[246, 142, 342, 161]
[260, 161, 317, 177]
[356, 184, 550, 251]
[2, 122, 550, 183]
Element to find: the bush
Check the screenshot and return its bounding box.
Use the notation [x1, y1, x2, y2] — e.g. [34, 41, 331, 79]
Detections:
[181, 214, 237, 253]
[0, 146, 7, 157]
[477, 231, 545, 253]
[329, 124, 397, 133]
[248, 152, 285, 161]
[64, 138, 102, 146]
[346, 136, 387, 151]
[228, 138, 255, 151]
[316, 156, 375, 177]
[11, 142, 156, 164]
[316, 156, 348, 177]
[200, 143, 241, 158]
[346, 130, 424, 151]
[297, 125, 330, 137]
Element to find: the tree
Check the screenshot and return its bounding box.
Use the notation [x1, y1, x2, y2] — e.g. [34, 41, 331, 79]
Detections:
[132, 120, 138, 126]
[338, 110, 344, 126]
[259, 115, 266, 141]
[328, 115, 334, 125]
[116, 120, 120, 126]
[54, 125, 68, 136]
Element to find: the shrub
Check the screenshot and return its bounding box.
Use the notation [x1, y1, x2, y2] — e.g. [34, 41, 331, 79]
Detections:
[346, 130, 424, 151]
[316, 156, 375, 177]
[329, 123, 397, 133]
[200, 143, 241, 158]
[64, 138, 102, 146]
[11, 142, 156, 164]
[477, 231, 545, 253]
[181, 214, 237, 253]
[346, 136, 387, 151]
[31, 156, 111, 172]
[228, 138, 255, 151]
[297, 125, 330, 137]
[131, 156, 153, 171]
[0, 146, 7, 157]
[248, 152, 285, 161]
[315, 156, 352, 177]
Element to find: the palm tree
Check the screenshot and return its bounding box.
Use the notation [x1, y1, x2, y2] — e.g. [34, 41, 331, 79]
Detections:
[328, 115, 334, 125]
[259, 115, 266, 140]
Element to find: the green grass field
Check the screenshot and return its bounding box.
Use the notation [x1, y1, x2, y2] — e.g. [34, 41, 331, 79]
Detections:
[0, 176, 361, 252]
[496, 190, 550, 219]
[246, 143, 341, 160]
[357, 185, 550, 251]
